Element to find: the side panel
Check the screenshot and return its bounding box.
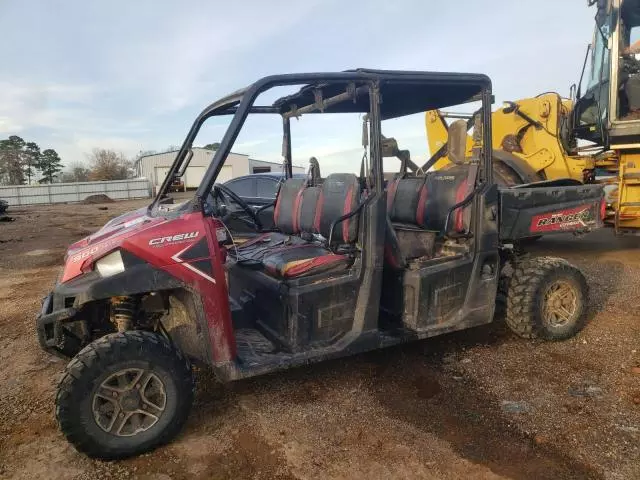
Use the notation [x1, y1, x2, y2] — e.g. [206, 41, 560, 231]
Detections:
[401, 185, 500, 335]
[499, 184, 604, 240]
[124, 213, 236, 363]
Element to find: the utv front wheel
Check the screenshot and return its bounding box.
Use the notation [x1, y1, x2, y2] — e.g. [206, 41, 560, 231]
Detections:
[505, 257, 588, 340]
[55, 331, 194, 459]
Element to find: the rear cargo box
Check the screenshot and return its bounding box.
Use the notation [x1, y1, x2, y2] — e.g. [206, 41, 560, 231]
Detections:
[499, 182, 604, 241]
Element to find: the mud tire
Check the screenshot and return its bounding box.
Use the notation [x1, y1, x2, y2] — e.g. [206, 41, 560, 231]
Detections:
[55, 331, 194, 460]
[505, 256, 588, 340]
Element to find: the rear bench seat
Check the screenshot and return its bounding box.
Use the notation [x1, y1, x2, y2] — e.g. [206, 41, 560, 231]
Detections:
[232, 173, 361, 279]
[384, 165, 475, 268]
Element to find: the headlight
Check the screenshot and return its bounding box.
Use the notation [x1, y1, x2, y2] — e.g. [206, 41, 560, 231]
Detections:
[95, 250, 125, 277]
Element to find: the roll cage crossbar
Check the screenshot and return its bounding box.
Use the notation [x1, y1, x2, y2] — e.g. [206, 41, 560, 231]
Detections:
[150, 69, 493, 215]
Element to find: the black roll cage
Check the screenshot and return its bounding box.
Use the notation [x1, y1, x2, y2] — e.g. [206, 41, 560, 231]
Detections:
[149, 70, 493, 216]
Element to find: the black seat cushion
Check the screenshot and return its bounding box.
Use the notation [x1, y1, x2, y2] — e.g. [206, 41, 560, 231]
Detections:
[274, 178, 307, 234]
[387, 165, 474, 234]
[231, 232, 306, 262]
[233, 173, 360, 280]
[387, 177, 427, 225]
[419, 166, 473, 233]
[298, 186, 321, 234]
[315, 173, 360, 243]
[263, 245, 352, 279]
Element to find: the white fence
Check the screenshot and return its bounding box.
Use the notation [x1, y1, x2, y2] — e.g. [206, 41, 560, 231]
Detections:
[0, 178, 151, 206]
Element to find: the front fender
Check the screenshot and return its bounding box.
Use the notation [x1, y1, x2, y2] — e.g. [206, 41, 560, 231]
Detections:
[52, 263, 185, 310]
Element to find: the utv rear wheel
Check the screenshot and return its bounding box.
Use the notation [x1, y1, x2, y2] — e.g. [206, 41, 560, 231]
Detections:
[55, 331, 194, 460]
[505, 257, 588, 340]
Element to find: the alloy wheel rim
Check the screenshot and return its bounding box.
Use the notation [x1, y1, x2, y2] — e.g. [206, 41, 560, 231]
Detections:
[543, 280, 578, 327]
[92, 368, 167, 437]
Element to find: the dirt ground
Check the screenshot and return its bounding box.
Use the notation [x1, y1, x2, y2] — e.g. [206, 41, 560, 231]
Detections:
[0, 199, 639, 480]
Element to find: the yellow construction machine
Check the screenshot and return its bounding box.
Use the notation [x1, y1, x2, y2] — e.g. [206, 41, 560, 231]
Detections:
[426, 0, 640, 234]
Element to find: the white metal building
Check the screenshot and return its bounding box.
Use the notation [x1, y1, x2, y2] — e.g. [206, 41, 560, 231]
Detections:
[135, 148, 304, 192]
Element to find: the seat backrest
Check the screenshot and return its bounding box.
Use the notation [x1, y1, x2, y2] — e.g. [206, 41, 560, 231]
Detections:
[420, 166, 473, 232]
[273, 178, 306, 234]
[298, 186, 321, 233]
[314, 173, 360, 243]
[387, 177, 427, 225]
[386, 165, 474, 234]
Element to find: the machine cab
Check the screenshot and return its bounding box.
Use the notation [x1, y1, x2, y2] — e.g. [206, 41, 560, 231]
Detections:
[574, 0, 640, 147]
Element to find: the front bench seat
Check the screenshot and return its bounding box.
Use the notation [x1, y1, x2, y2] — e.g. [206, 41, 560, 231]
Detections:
[262, 173, 360, 279]
[231, 177, 307, 262]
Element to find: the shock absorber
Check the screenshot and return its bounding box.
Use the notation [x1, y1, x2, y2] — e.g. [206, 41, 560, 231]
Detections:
[111, 296, 138, 332]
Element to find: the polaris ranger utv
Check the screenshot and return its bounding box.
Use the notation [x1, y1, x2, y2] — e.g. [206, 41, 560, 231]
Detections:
[36, 70, 604, 459]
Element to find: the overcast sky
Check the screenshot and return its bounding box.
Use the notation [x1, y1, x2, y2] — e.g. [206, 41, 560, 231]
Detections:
[0, 0, 595, 174]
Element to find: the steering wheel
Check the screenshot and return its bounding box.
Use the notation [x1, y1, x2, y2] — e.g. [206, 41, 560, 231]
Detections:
[210, 184, 262, 230]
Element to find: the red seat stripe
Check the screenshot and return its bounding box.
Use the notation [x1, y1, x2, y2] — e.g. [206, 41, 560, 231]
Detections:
[384, 243, 400, 269]
[283, 254, 348, 278]
[313, 190, 324, 232]
[292, 185, 306, 233]
[273, 194, 282, 226]
[386, 179, 399, 213]
[342, 185, 354, 242]
[454, 179, 469, 232]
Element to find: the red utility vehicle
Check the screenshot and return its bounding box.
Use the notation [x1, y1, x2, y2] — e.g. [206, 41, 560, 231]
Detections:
[37, 70, 603, 459]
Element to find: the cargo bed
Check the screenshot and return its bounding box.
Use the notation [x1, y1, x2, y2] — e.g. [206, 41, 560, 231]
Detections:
[499, 180, 604, 241]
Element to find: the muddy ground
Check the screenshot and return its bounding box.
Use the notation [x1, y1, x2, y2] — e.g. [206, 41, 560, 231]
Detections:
[0, 199, 639, 480]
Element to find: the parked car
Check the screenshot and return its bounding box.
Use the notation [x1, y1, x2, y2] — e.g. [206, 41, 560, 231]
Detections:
[217, 172, 306, 234]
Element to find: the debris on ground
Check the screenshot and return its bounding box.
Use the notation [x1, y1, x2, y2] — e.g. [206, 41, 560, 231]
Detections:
[82, 194, 114, 204]
[501, 400, 531, 413]
[97, 206, 109, 210]
[567, 383, 604, 398]
[0, 216, 15, 222]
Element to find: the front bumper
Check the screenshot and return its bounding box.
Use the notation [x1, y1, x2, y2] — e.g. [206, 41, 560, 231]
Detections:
[35, 258, 188, 358]
[36, 292, 80, 358]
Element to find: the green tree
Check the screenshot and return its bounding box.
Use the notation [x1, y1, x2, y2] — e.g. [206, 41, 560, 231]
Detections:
[24, 142, 41, 185]
[39, 149, 64, 183]
[203, 142, 220, 151]
[0, 135, 27, 185]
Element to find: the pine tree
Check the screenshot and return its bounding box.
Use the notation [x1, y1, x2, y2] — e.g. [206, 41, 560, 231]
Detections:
[38, 149, 63, 183]
[0, 135, 26, 184]
[24, 142, 41, 185]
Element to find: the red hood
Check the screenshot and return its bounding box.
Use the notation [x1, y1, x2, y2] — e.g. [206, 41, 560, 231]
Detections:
[62, 207, 165, 282]
[68, 207, 150, 251]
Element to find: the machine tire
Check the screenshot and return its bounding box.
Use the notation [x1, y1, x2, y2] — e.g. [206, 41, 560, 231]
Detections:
[55, 331, 195, 460]
[505, 256, 588, 340]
